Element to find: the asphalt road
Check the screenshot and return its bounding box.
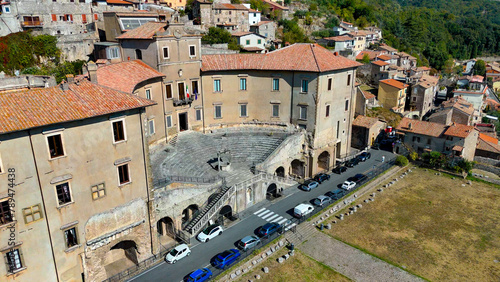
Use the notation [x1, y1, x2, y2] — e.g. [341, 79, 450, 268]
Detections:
[131, 149, 395, 282]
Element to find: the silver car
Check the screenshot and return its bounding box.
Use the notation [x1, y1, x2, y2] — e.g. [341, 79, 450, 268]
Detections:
[238, 235, 261, 251]
[313, 195, 332, 207]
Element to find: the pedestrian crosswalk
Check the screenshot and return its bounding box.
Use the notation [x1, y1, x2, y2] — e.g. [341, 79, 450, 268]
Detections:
[253, 208, 296, 231]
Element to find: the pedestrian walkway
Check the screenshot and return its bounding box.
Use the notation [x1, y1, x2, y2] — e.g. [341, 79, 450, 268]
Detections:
[253, 208, 296, 230]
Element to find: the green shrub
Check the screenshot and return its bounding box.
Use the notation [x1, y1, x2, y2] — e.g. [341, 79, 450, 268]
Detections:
[409, 152, 418, 161]
[395, 155, 409, 166]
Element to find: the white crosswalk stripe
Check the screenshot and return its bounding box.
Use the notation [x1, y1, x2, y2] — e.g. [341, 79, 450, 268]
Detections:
[257, 210, 272, 218]
[266, 214, 280, 222]
[254, 208, 266, 215]
[254, 208, 290, 223]
[261, 211, 276, 220]
[284, 223, 296, 231]
[276, 217, 288, 225]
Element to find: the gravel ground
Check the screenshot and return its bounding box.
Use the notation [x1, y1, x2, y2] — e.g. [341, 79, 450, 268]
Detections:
[299, 231, 424, 282]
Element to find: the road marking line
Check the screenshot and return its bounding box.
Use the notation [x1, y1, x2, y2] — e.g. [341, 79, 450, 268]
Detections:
[261, 211, 276, 220]
[273, 216, 284, 223]
[284, 223, 296, 231]
[257, 210, 272, 217]
[277, 218, 288, 225]
[254, 208, 266, 215]
[255, 209, 270, 217]
[266, 214, 279, 222]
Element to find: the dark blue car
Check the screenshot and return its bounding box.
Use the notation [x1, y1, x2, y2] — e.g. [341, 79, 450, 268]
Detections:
[185, 268, 212, 282]
[257, 222, 282, 237]
[213, 249, 241, 269]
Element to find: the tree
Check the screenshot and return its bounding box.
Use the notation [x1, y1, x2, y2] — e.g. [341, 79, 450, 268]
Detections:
[409, 152, 418, 161]
[473, 59, 486, 76]
[305, 15, 313, 25]
[395, 155, 409, 166]
[201, 27, 232, 44]
[360, 53, 370, 64]
[309, 3, 317, 11]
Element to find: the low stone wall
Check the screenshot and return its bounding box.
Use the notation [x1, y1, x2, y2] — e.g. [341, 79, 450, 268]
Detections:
[474, 156, 500, 167]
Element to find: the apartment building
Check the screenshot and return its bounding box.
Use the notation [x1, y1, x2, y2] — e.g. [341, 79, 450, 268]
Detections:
[378, 78, 408, 113]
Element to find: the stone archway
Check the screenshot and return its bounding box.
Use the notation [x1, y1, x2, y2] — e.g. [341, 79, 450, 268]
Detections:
[266, 183, 278, 200]
[157, 216, 175, 238]
[318, 151, 330, 171]
[103, 240, 139, 278]
[275, 166, 285, 177]
[291, 159, 305, 178]
[219, 205, 232, 219]
[181, 204, 199, 226]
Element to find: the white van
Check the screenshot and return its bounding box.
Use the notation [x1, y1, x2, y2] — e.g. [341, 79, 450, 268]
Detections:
[293, 203, 314, 218]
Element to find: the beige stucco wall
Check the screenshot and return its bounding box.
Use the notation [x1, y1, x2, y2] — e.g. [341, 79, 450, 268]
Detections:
[378, 83, 406, 113]
[133, 78, 166, 145]
[0, 131, 57, 281]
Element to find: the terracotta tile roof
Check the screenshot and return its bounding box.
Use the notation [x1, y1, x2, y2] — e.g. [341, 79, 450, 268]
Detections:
[352, 115, 381, 128]
[95, 60, 165, 93]
[372, 60, 389, 66]
[442, 96, 474, 116]
[248, 9, 260, 13]
[443, 123, 475, 138]
[0, 80, 155, 134]
[476, 137, 500, 153]
[377, 54, 391, 61]
[417, 74, 438, 88]
[341, 21, 352, 25]
[348, 30, 370, 37]
[242, 46, 264, 52]
[355, 51, 382, 61]
[201, 43, 362, 72]
[106, 0, 133, 4]
[262, 0, 288, 10]
[396, 117, 446, 137]
[213, 3, 249, 10]
[379, 79, 408, 89]
[479, 133, 498, 144]
[231, 32, 264, 37]
[252, 20, 273, 27]
[324, 35, 353, 42]
[378, 44, 397, 52]
[105, 11, 159, 17]
[116, 21, 167, 39]
[361, 90, 376, 99]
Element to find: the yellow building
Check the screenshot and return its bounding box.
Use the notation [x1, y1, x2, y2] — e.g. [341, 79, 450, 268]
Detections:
[378, 78, 408, 113]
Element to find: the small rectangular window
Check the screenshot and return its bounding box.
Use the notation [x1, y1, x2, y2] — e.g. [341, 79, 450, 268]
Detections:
[301, 79, 308, 93]
[148, 119, 155, 135]
[214, 105, 222, 119]
[56, 182, 72, 205]
[258, 39, 261, 44]
[192, 80, 199, 94]
[3, 5, 11, 13]
[240, 104, 247, 117]
[427, 138, 431, 145]
[240, 78, 247, 91]
[0, 199, 13, 225]
[118, 164, 130, 185]
[337, 121, 340, 138]
[52, 14, 57, 21]
[166, 84, 173, 99]
[272, 78, 279, 91]
[196, 109, 202, 121]
[328, 78, 332, 91]
[5, 248, 23, 273]
[145, 89, 151, 100]
[214, 79, 221, 92]
[272, 104, 280, 117]
[82, 14, 87, 23]
[64, 227, 78, 249]
[112, 120, 126, 143]
[345, 100, 349, 111]
[47, 134, 64, 158]
[166, 115, 173, 128]
[91, 183, 106, 200]
[22, 204, 43, 224]
[299, 106, 307, 120]
[347, 74, 351, 86]
[326, 105, 330, 117]
[163, 47, 169, 59]
[189, 45, 196, 57]
[246, 39, 250, 45]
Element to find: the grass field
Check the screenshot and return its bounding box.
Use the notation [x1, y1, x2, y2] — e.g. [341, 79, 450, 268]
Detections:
[234, 248, 351, 282]
[325, 168, 500, 281]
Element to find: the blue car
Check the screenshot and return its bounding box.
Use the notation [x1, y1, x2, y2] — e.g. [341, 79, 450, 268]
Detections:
[299, 180, 319, 191]
[185, 268, 212, 282]
[257, 222, 282, 237]
[213, 249, 241, 269]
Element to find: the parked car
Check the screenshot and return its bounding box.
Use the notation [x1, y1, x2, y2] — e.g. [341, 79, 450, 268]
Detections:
[299, 179, 319, 191]
[185, 268, 212, 282]
[313, 195, 332, 207]
[357, 152, 371, 162]
[313, 173, 330, 184]
[257, 222, 282, 237]
[165, 244, 191, 264]
[325, 189, 345, 200]
[197, 224, 223, 243]
[348, 174, 367, 184]
[346, 158, 359, 167]
[213, 249, 241, 269]
[332, 166, 347, 174]
[238, 235, 261, 251]
[294, 203, 314, 218]
[341, 181, 356, 190]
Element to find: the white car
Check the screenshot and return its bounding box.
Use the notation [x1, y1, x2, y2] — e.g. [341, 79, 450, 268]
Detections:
[197, 224, 223, 242]
[342, 181, 356, 190]
[165, 244, 191, 264]
[294, 203, 314, 218]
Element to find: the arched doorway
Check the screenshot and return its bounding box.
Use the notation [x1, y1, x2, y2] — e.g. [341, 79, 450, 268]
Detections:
[104, 240, 139, 277]
[266, 183, 278, 200]
[318, 151, 330, 171]
[291, 159, 305, 178]
[218, 205, 233, 225]
[275, 166, 285, 177]
[157, 217, 175, 238]
[182, 204, 199, 226]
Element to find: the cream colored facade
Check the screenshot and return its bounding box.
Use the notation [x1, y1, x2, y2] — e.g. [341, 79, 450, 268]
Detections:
[378, 82, 407, 113]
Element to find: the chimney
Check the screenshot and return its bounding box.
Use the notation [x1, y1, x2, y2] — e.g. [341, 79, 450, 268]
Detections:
[66, 74, 74, 83]
[60, 81, 69, 91]
[408, 122, 412, 130]
[87, 61, 98, 83]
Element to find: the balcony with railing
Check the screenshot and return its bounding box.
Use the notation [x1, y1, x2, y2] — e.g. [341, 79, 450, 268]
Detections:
[173, 96, 194, 107]
[21, 17, 43, 27]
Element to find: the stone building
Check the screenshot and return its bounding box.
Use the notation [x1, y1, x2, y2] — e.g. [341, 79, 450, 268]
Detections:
[200, 43, 362, 176]
[351, 115, 385, 149]
[428, 96, 475, 126]
[193, 0, 250, 33]
[249, 20, 276, 41]
[408, 74, 438, 119]
[0, 79, 155, 281]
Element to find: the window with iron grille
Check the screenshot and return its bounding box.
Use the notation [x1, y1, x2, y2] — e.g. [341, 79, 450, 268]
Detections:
[0, 199, 13, 225]
[112, 120, 126, 143]
[23, 204, 43, 224]
[47, 134, 64, 159]
[91, 183, 106, 200]
[64, 227, 78, 249]
[5, 248, 23, 273]
[55, 182, 72, 205]
[118, 164, 130, 185]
